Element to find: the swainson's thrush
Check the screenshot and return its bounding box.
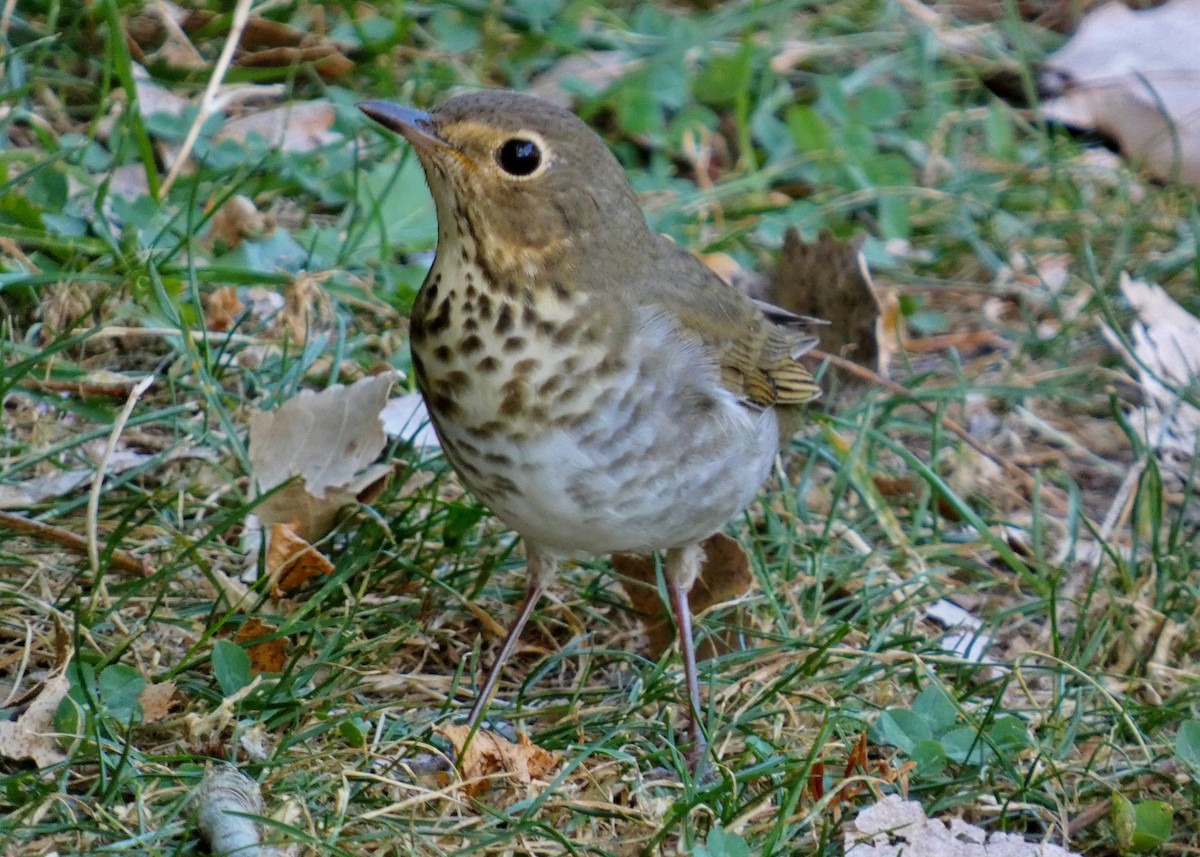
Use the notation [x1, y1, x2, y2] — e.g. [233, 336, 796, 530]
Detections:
[361, 91, 819, 760]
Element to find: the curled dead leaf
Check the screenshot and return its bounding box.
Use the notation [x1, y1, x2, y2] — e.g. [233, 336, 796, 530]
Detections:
[0, 659, 71, 768]
[249, 372, 396, 541]
[267, 523, 334, 596]
[235, 618, 290, 674]
[138, 681, 178, 725]
[614, 531, 753, 659]
[209, 195, 270, 249]
[204, 287, 245, 333]
[437, 725, 561, 797]
[771, 228, 887, 374]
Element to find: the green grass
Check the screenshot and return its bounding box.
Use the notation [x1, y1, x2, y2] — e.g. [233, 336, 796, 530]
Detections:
[3, 0, 1200, 854]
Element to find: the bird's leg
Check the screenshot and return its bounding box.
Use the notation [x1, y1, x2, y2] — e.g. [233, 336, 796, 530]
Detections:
[465, 546, 558, 732]
[665, 543, 706, 765]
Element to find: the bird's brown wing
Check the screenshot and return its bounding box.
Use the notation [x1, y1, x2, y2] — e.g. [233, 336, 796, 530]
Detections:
[718, 314, 821, 408]
[643, 240, 821, 410]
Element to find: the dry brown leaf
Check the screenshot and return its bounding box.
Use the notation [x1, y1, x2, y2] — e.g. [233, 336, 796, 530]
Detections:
[138, 681, 178, 724]
[235, 618, 290, 674]
[437, 726, 561, 796]
[215, 102, 340, 154]
[267, 523, 335, 596]
[249, 372, 396, 541]
[770, 228, 888, 374]
[209, 195, 269, 248]
[204, 287, 245, 333]
[277, 275, 335, 343]
[613, 532, 753, 658]
[1040, 0, 1200, 185]
[0, 662, 70, 768]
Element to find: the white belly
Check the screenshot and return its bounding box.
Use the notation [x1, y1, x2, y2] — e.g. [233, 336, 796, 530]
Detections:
[432, 311, 779, 556]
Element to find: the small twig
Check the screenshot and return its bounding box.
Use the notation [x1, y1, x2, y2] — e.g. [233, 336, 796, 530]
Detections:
[86, 325, 272, 345]
[86, 375, 155, 578]
[810, 348, 1072, 515]
[158, 0, 255, 197]
[0, 511, 148, 575]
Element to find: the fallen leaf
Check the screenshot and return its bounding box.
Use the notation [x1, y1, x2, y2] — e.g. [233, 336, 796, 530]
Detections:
[138, 681, 178, 724]
[1039, 0, 1200, 185]
[1103, 273, 1200, 482]
[215, 101, 340, 154]
[204, 287, 245, 333]
[267, 523, 334, 596]
[614, 532, 753, 659]
[379, 390, 442, 450]
[437, 726, 561, 796]
[208, 195, 270, 249]
[0, 661, 71, 768]
[277, 274, 336, 344]
[235, 618, 290, 674]
[770, 228, 889, 374]
[845, 794, 1081, 856]
[529, 51, 638, 108]
[249, 372, 396, 541]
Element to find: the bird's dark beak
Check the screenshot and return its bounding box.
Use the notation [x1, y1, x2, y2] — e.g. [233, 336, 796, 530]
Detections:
[359, 101, 449, 157]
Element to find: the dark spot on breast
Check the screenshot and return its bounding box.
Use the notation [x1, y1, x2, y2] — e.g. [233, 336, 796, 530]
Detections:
[426, 391, 461, 419]
[473, 420, 505, 438]
[551, 410, 589, 429]
[560, 355, 581, 374]
[538, 375, 563, 396]
[537, 321, 557, 339]
[513, 358, 540, 377]
[582, 322, 605, 345]
[433, 345, 452, 363]
[460, 334, 485, 355]
[500, 388, 525, 415]
[495, 304, 514, 335]
[595, 354, 627, 376]
[426, 297, 453, 337]
[490, 473, 521, 496]
[551, 280, 570, 301]
[483, 451, 514, 467]
[552, 319, 581, 345]
[466, 283, 478, 300]
[478, 292, 493, 319]
[522, 305, 538, 328]
[443, 370, 471, 395]
[477, 355, 500, 373]
[503, 336, 527, 353]
[456, 437, 482, 458]
[456, 458, 483, 478]
[409, 314, 427, 342]
[464, 317, 479, 332]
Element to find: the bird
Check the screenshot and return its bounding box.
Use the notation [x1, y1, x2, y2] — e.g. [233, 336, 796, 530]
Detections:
[360, 91, 820, 761]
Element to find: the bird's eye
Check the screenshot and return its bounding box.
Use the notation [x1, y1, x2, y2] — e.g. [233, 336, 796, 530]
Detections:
[496, 138, 542, 176]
